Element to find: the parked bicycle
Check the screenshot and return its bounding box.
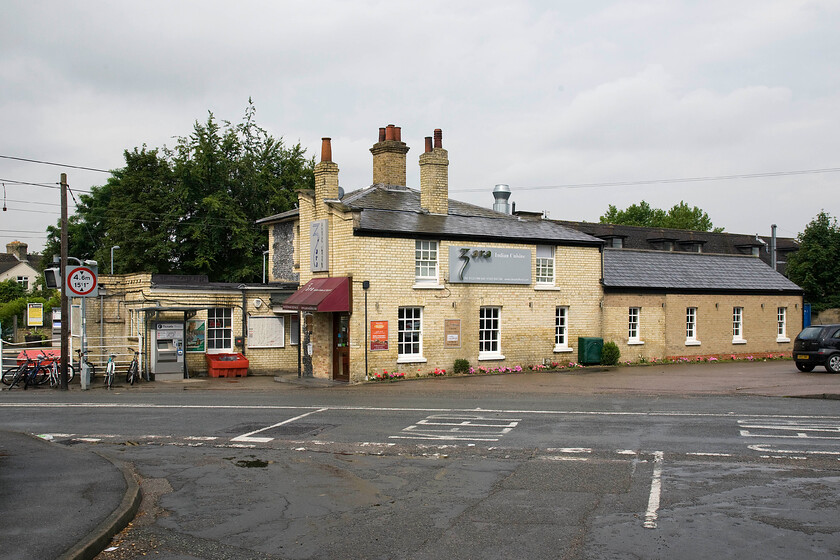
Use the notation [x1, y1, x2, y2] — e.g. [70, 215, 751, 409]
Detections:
[104, 352, 116, 389]
[2, 354, 49, 390]
[125, 347, 140, 385]
[45, 354, 75, 387]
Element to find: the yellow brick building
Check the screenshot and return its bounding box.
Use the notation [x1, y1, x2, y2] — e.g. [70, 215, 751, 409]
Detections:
[261, 125, 803, 383]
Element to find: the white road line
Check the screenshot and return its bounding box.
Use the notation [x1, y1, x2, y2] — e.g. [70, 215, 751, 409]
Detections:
[748, 444, 840, 456]
[231, 408, 328, 443]
[740, 430, 840, 440]
[644, 451, 664, 529]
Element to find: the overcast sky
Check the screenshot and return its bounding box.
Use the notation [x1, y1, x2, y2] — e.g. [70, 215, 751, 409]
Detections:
[2, 0, 838, 255]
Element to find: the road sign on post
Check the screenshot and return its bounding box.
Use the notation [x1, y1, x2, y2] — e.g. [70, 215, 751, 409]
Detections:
[65, 265, 98, 297]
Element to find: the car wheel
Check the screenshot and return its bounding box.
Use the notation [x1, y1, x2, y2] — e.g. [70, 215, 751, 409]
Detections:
[795, 362, 815, 372]
[825, 354, 840, 374]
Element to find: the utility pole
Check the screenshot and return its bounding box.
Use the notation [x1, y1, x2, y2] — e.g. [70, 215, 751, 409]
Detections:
[60, 173, 69, 390]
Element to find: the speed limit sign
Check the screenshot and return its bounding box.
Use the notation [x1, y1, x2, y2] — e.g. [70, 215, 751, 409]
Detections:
[65, 265, 98, 297]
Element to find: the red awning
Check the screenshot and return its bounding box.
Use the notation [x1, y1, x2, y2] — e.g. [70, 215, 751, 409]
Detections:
[281, 277, 351, 312]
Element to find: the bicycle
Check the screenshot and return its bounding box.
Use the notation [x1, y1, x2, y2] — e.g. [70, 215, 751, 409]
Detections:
[125, 347, 140, 385]
[46, 354, 75, 387]
[104, 352, 116, 389]
[76, 349, 97, 384]
[2, 354, 49, 390]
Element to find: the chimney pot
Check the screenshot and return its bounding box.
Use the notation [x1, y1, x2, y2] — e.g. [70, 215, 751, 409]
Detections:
[425, 136, 433, 153]
[394, 127, 401, 142]
[434, 129, 443, 149]
[378, 127, 386, 142]
[320, 138, 332, 162]
[385, 124, 396, 141]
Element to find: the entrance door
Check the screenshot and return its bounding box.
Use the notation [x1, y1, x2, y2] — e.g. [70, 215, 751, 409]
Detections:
[332, 313, 350, 381]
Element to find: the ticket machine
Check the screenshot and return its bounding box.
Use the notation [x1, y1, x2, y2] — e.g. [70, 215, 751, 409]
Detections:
[152, 321, 185, 376]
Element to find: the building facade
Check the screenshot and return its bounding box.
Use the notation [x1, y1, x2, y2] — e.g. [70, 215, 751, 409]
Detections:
[262, 126, 803, 382]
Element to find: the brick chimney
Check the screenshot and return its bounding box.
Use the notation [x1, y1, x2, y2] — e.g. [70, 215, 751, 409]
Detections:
[6, 240, 28, 261]
[314, 137, 340, 210]
[419, 129, 449, 214]
[370, 124, 409, 187]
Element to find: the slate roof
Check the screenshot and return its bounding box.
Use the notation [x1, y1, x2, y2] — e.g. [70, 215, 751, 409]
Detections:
[554, 220, 798, 272]
[602, 249, 802, 293]
[0, 253, 41, 275]
[344, 186, 603, 246]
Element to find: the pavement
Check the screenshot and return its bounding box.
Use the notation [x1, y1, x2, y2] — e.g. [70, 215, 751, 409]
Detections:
[1, 361, 838, 560]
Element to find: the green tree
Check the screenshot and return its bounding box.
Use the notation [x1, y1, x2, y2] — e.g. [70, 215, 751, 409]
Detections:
[786, 211, 840, 311]
[44, 101, 315, 281]
[0, 279, 26, 304]
[600, 200, 723, 232]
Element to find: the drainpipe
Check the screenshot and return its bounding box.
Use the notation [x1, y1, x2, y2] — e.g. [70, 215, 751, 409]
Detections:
[241, 289, 247, 357]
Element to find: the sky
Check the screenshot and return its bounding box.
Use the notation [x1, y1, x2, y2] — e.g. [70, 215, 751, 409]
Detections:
[2, 0, 839, 255]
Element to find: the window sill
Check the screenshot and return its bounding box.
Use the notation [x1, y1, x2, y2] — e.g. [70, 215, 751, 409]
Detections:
[628, 340, 645, 346]
[553, 346, 573, 353]
[413, 283, 444, 290]
[776, 337, 791, 343]
[397, 356, 427, 364]
[478, 352, 505, 361]
[732, 339, 747, 345]
[685, 340, 701, 346]
[534, 285, 561, 291]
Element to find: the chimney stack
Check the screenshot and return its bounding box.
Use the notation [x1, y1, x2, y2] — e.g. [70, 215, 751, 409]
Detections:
[6, 240, 28, 262]
[314, 137, 340, 211]
[370, 124, 409, 187]
[419, 128, 449, 215]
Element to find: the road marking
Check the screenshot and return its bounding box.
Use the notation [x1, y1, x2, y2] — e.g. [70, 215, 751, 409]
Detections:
[644, 451, 664, 529]
[231, 408, 328, 443]
[390, 414, 521, 442]
[748, 444, 840, 456]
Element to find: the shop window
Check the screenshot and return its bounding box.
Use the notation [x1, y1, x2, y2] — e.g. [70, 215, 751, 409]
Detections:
[479, 306, 503, 360]
[207, 308, 232, 351]
[554, 306, 570, 352]
[535, 245, 555, 285]
[415, 240, 438, 284]
[732, 307, 746, 343]
[398, 307, 424, 362]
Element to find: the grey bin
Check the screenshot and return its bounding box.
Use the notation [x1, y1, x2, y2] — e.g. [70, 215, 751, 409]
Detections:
[578, 337, 604, 365]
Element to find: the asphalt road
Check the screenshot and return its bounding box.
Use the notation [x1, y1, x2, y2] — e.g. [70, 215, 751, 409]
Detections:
[1, 361, 839, 559]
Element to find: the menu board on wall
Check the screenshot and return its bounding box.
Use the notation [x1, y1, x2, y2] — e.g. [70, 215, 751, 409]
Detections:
[444, 319, 461, 348]
[370, 320, 388, 351]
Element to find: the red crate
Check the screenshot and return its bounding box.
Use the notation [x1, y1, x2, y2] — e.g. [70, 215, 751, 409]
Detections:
[205, 353, 249, 378]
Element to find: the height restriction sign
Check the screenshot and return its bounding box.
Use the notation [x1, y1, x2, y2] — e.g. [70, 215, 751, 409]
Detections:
[65, 265, 98, 297]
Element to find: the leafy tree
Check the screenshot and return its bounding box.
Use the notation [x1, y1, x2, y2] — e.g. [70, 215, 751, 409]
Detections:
[0, 279, 26, 304]
[786, 211, 840, 311]
[600, 200, 723, 232]
[45, 101, 315, 282]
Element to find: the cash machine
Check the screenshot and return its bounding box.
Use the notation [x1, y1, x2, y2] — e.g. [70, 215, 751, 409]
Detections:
[152, 321, 185, 377]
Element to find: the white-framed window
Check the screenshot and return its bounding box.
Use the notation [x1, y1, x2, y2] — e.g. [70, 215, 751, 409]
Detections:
[207, 308, 233, 351]
[16, 276, 29, 290]
[398, 307, 425, 362]
[685, 307, 700, 345]
[777, 307, 789, 342]
[628, 307, 642, 344]
[732, 307, 746, 343]
[479, 306, 503, 359]
[535, 245, 555, 285]
[554, 306, 570, 352]
[415, 240, 438, 284]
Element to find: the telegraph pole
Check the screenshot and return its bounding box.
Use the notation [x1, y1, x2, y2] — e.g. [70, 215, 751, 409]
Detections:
[60, 173, 69, 390]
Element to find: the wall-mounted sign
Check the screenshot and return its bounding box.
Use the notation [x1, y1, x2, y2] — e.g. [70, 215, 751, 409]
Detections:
[444, 319, 461, 348]
[448, 246, 531, 284]
[310, 219, 329, 272]
[65, 264, 98, 297]
[27, 303, 43, 327]
[370, 320, 388, 351]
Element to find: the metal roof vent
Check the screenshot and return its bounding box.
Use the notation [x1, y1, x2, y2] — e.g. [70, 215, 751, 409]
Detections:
[492, 184, 512, 214]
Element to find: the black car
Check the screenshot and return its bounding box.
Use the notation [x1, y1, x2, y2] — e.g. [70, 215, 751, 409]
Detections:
[793, 324, 840, 373]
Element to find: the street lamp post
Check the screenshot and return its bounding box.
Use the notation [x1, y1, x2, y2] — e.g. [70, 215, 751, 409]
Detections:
[110, 245, 120, 275]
